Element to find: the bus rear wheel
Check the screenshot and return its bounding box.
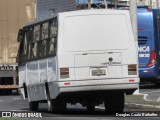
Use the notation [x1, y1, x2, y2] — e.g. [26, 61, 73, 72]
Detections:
[104, 92, 124, 113]
[155, 82, 160, 88]
[29, 101, 39, 111]
[49, 99, 66, 113]
[86, 106, 95, 112]
[0, 89, 12, 95]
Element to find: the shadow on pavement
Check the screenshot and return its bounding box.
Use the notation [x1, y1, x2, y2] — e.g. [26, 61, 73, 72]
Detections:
[0, 89, 20, 96]
[139, 83, 159, 89]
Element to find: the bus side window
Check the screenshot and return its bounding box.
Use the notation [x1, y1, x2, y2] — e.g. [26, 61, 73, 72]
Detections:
[49, 19, 57, 55]
[27, 28, 32, 60]
[17, 30, 28, 64]
[32, 25, 40, 58]
[23, 31, 28, 56]
[42, 22, 49, 39]
[40, 22, 49, 57]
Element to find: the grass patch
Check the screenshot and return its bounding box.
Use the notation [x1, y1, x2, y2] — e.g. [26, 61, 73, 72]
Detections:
[125, 95, 160, 106]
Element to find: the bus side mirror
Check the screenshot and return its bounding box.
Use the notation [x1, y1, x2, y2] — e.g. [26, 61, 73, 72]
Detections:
[17, 29, 25, 42]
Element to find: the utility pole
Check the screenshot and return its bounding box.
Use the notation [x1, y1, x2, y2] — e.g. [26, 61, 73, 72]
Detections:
[156, 0, 159, 8]
[88, 0, 91, 9]
[114, 0, 118, 9]
[104, 0, 108, 8]
[129, 0, 137, 42]
[150, 0, 153, 8]
[129, 0, 139, 94]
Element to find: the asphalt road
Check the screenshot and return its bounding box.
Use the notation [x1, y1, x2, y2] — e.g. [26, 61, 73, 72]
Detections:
[0, 84, 160, 119]
[0, 94, 159, 120]
[140, 83, 160, 101]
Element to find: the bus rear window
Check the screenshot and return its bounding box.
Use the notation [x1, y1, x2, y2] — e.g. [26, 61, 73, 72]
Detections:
[64, 14, 130, 52]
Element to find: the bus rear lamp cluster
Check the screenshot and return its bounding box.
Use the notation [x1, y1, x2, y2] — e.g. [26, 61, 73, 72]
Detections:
[146, 8, 151, 12]
[147, 50, 157, 67]
[60, 68, 69, 79]
[128, 64, 137, 75]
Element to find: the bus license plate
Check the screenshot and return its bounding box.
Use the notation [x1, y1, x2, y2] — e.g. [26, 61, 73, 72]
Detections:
[91, 68, 107, 76]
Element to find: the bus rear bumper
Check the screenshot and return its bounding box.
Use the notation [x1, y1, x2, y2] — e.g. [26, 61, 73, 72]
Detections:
[49, 78, 139, 99]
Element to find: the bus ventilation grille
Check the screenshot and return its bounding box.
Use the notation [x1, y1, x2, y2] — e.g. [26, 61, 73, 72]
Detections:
[138, 36, 148, 44]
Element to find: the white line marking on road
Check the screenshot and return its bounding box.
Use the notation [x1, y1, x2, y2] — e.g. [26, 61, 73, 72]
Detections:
[156, 97, 160, 102]
[140, 90, 160, 94]
[11, 110, 29, 111]
[143, 94, 151, 101]
[0, 100, 3, 102]
[13, 98, 21, 100]
[101, 119, 113, 120]
[11, 110, 18, 111]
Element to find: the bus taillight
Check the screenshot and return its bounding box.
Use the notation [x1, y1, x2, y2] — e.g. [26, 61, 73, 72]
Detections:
[147, 50, 157, 67]
[60, 68, 69, 79]
[146, 8, 151, 12]
[128, 64, 137, 75]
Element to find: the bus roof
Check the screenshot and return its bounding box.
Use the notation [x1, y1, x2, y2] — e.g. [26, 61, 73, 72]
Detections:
[58, 9, 130, 17]
[23, 9, 130, 29]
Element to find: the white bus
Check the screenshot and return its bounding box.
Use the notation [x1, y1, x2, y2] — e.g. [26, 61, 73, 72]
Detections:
[17, 9, 139, 113]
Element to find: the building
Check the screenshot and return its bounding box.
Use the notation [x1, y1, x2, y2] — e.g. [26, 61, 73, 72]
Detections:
[36, 0, 113, 20]
[0, 0, 35, 93]
[36, 0, 77, 19]
[119, 0, 160, 8]
[36, 0, 160, 20]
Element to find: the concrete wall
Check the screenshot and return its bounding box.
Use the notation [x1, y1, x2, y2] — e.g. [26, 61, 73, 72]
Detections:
[0, 0, 35, 64]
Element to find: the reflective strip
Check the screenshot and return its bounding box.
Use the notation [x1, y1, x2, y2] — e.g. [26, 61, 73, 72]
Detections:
[0, 85, 18, 89]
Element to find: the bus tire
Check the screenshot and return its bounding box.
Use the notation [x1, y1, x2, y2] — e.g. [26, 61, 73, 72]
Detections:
[29, 101, 39, 111]
[155, 82, 160, 88]
[86, 106, 95, 112]
[104, 93, 124, 113]
[50, 99, 67, 113]
[4, 89, 12, 95]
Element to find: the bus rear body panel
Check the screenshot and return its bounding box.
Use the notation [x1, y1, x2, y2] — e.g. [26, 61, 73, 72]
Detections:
[51, 10, 139, 99]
